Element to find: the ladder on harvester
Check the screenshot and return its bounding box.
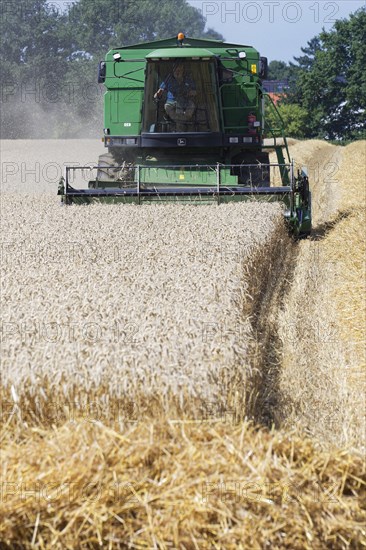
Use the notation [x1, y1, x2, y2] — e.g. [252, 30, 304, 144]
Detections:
[263, 93, 291, 186]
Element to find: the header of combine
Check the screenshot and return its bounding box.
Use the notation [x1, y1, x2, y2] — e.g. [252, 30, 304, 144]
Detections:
[59, 33, 311, 237]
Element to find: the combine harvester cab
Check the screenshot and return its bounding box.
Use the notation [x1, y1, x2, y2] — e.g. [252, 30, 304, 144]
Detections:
[58, 33, 311, 237]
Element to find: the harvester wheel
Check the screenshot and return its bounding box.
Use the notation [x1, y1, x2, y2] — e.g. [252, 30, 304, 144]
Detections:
[95, 152, 135, 187]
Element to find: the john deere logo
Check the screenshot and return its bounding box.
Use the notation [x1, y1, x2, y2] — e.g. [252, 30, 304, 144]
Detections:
[177, 138, 186, 146]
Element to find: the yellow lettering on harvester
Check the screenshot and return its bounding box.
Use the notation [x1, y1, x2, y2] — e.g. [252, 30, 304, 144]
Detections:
[251, 64, 257, 74]
[179, 174, 185, 180]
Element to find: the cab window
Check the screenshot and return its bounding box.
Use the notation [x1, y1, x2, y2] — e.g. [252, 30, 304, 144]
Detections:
[143, 60, 220, 133]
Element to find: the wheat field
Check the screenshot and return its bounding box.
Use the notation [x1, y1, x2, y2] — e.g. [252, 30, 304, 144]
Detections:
[1, 194, 285, 422]
[0, 139, 365, 548]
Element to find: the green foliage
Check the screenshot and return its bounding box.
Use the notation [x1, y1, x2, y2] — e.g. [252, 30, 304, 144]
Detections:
[291, 37, 322, 71]
[68, 0, 223, 59]
[0, 1, 73, 137]
[286, 7, 366, 140]
[266, 103, 309, 138]
[268, 61, 291, 81]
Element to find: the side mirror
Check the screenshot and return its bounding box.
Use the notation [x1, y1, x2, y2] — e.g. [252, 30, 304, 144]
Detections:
[98, 61, 106, 83]
[259, 57, 268, 80]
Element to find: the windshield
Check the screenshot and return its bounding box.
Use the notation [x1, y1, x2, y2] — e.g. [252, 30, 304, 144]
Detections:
[143, 60, 220, 133]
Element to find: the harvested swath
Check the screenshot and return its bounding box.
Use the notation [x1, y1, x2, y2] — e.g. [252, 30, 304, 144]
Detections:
[277, 141, 366, 450]
[1, 194, 284, 422]
[277, 237, 353, 447]
[321, 142, 366, 445]
[337, 141, 366, 212]
[324, 210, 365, 360]
[0, 420, 364, 549]
[323, 141, 366, 354]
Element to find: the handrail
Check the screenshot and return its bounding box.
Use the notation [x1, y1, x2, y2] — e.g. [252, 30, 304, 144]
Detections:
[263, 92, 291, 164]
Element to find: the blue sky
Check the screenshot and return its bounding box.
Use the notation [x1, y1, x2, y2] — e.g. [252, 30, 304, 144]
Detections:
[187, 0, 365, 62]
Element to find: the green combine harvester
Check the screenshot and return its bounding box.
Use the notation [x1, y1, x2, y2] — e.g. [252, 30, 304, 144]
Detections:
[59, 33, 311, 236]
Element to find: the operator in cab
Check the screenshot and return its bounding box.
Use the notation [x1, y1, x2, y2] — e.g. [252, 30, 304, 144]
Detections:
[154, 61, 197, 131]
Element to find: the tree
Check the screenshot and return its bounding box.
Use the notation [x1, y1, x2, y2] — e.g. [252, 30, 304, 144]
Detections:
[286, 7, 366, 140]
[67, 0, 223, 60]
[268, 61, 291, 81]
[266, 103, 309, 138]
[0, 1, 74, 137]
[291, 37, 322, 71]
